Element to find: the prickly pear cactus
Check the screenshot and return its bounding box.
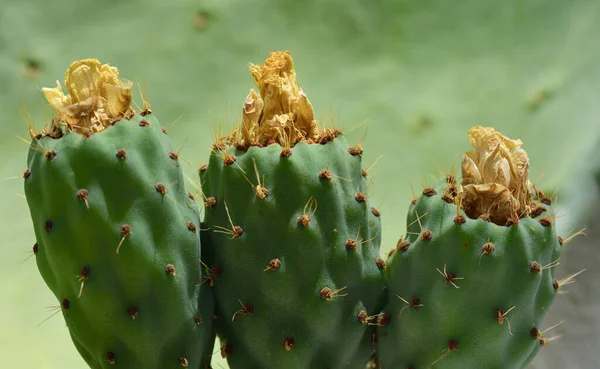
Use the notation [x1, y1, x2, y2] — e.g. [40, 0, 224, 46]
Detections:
[200, 51, 384, 368]
[24, 60, 215, 368]
[378, 127, 577, 368]
[4, 2, 600, 366]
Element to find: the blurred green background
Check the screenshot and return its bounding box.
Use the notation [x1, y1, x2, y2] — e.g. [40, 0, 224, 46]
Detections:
[1, 0, 599, 367]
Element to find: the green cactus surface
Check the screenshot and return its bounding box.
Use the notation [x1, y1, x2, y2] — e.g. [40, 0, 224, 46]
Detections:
[2, 1, 600, 368]
[200, 51, 384, 368]
[23, 61, 215, 369]
[378, 128, 565, 368]
[379, 183, 562, 368]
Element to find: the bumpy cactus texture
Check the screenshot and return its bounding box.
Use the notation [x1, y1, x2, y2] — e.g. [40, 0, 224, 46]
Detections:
[3, 1, 600, 368]
[200, 52, 383, 368]
[23, 61, 215, 368]
[380, 184, 562, 368]
[378, 128, 564, 368]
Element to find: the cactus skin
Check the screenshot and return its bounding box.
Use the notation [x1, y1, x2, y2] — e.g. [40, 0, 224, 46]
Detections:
[200, 136, 383, 368]
[24, 113, 215, 369]
[378, 177, 562, 368]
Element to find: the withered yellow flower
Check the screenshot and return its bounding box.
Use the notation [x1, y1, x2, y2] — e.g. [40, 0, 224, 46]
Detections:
[241, 51, 319, 146]
[41, 59, 133, 134]
[460, 126, 531, 225]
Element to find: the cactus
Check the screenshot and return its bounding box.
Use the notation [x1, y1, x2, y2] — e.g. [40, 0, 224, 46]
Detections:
[23, 59, 215, 368]
[13, 51, 591, 369]
[5, 2, 600, 366]
[378, 127, 576, 368]
[200, 51, 384, 368]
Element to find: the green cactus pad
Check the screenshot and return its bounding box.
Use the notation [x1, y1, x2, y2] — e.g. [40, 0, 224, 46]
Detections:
[380, 184, 562, 368]
[24, 60, 215, 369]
[201, 137, 383, 368]
[200, 51, 384, 368]
[378, 128, 564, 369]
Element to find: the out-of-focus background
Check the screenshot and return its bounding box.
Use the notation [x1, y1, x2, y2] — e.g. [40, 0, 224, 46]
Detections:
[1, 0, 598, 368]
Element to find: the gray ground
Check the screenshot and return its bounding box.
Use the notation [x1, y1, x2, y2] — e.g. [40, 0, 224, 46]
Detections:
[530, 207, 600, 369]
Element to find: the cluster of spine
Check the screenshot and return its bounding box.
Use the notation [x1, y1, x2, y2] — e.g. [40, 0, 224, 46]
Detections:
[22, 55, 580, 369]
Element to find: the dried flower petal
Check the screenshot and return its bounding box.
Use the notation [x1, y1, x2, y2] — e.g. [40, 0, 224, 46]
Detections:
[242, 51, 319, 146]
[40, 59, 133, 136]
[460, 126, 531, 224]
